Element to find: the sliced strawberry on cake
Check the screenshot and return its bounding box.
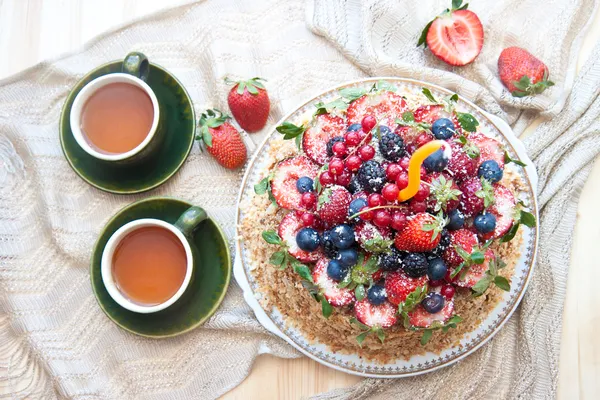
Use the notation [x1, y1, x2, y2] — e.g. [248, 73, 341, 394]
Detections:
[470, 133, 505, 168]
[413, 104, 452, 124]
[355, 221, 393, 253]
[271, 155, 319, 210]
[312, 258, 355, 306]
[453, 248, 495, 288]
[384, 270, 429, 305]
[354, 299, 398, 328]
[480, 184, 516, 240]
[278, 212, 322, 263]
[409, 295, 455, 328]
[442, 229, 479, 268]
[346, 91, 408, 127]
[302, 114, 346, 165]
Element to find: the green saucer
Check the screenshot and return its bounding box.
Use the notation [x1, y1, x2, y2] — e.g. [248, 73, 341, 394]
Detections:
[91, 197, 231, 338]
[60, 61, 196, 194]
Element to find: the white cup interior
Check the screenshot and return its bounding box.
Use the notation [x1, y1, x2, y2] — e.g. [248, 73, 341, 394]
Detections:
[101, 219, 193, 314]
[70, 73, 160, 161]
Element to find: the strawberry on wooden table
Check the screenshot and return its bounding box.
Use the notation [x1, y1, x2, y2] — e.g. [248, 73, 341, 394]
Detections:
[498, 47, 554, 97]
[418, 0, 484, 66]
[226, 77, 270, 132]
[196, 109, 247, 169]
[394, 212, 446, 252]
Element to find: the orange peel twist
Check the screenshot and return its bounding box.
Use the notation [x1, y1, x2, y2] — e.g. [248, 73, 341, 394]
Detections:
[398, 140, 452, 202]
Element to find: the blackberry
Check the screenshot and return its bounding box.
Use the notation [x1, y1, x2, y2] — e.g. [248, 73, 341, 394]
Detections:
[402, 253, 428, 278]
[348, 175, 364, 194]
[378, 248, 403, 271]
[320, 230, 339, 259]
[431, 230, 451, 257]
[326, 137, 345, 157]
[356, 160, 386, 193]
[379, 133, 405, 162]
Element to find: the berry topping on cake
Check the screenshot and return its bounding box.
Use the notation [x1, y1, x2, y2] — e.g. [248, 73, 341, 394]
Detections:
[312, 258, 356, 306]
[356, 160, 387, 193]
[302, 114, 346, 165]
[354, 299, 398, 328]
[355, 221, 393, 253]
[379, 133, 405, 162]
[483, 184, 516, 238]
[402, 253, 429, 278]
[346, 91, 408, 127]
[477, 160, 503, 183]
[409, 295, 455, 328]
[470, 133, 505, 168]
[367, 284, 387, 306]
[317, 185, 352, 226]
[394, 212, 446, 253]
[278, 212, 322, 263]
[442, 229, 478, 268]
[447, 141, 478, 183]
[384, 270, 428, 305]
[271, 156, 319, 210]
[378, 248, 404, 271]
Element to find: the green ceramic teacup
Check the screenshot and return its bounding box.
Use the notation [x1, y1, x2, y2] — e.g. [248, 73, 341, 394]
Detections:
[101, 206, 207, 314]
[69, 52, 164, 164]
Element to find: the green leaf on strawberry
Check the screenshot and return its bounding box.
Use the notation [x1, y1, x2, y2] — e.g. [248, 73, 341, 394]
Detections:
[314, 98, 349, 116]
[421, 88, 438, 103]
[456, 112, 479, 132]
[370, 80, 397, 93]
[350, 317, 386, 346]
[476, 178, 496, 208]
[421, 211, 448, 242]
[276, 122, 306, 140]
[500, 202, 536, 243]
[355, 284, 366, 301]
[511, 71, 554, 97]
[456, 135, 480, 158]
[430, 175, 462, 212]
[417, 0, 471, 48]
[472, 256, 510, 296]
[293, 263, 314, 283]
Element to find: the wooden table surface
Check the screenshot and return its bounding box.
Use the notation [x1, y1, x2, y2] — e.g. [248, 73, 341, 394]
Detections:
[1, 1, 599, 399]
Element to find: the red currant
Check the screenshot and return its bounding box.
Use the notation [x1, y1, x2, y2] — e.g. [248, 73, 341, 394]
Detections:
[406, 144, 416, 154]
[336, 170, 352, 187]
[390, 211, 407, 231]
[300, 213, 316, 227]
[358, 145, 375, 161]
[344, 131, 361, 146]
[373, 210, 392, 228]
[345, 155, 362, 172]
[382, 183, 400, 202]
[332, 141, 347, 157]
[361, 115, 376, 132]
[301, 192, 317, 209]
[416, 132, 433, 147]
[367, 193, 386, 207]
[396, 171, 409, 189]
[359, 206, 373, 221]
[413, 183, 430, 201]
[386, 163, 402, 181]
[429, 279, 444, 287]
[441, 284, 456, 300]
[329, 158, 344, 175]
[399, 157, 410, 171]
[319, 171, 335, 186]
[409, 200, 427, 213]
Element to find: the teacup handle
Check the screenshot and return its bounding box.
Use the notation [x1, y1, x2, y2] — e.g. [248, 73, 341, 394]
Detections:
[122, 51, 150, 81]
[174, 206, 208, 238]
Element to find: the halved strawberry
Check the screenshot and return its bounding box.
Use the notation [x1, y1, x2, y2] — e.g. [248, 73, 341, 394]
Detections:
[302, 114, 346, 165]
[447, 141, 478, 183]
[485, 184, 516, 239]
[442, 229, 478, 267]
[312, 258, 355, 306]
[346, 92, 408, 127]
[278, 212, 322, 263]
[355, 221, 393, 253]
[458, 177, 485, 218]
[453, 248, 495, 288]
[470, 133, 505, 168]
[384, 270, 429, 305]
[317, 185, 351, 226]
[271, 156, 319, 210]
[354, 299, 398, 328]
[409, 297, 455, 328]
[394, 212, 445, 252]
[413, 104, 451, 124]
[423, 9, 484, 66]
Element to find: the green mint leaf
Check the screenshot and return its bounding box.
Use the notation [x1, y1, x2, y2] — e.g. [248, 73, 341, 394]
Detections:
[455, 245, 471, 262]
[456, 112, 479, 133]
[494, 276, 511, 292]
[375, 80, 397, 92]
[504, 151, 527, 167]
[294, 132, 303, 150]
[269, 250, 287, 266]
[452, 0, 463, 9]
[267, 189, 278, 206]
[314, 99, 349, 115]
[262, 230, 283, 245]
[276, 122, 306, 139]
[355, 284, 366, 301]
[457, 2, 469, 10]
[421, 88, 438, 103]
[254, 177, 269, 195]
[471, 251, 485, 264]
[356, 331, 370, 346]
[350, 316, 370, 331]
[471, 274, 492, 296]
[294, 264, 314, 283]
[339, 87, 367, 102]
[337, 270, 353, 288]
[451, 261, 467, 279]
[321, 297, 333, 318]
[402, 111, 415, 122]
[374, 327, 386, 344]
[500, 223, 520, 243]
[520, 211, 536, 228]
[417, 20, 435, 48]
[421, 329, 433, 346]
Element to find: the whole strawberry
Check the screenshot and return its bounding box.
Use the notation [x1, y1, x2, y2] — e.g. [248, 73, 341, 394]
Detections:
[197, 109, 247, 169]
[394, 212, 446, 252]
[226, 77, 270, 132]
[498, 47, 554, 97]
[317, 185, 351, 226]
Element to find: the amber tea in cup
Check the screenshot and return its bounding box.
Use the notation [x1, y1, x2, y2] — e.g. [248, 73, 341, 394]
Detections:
[112, 226, 187, 306]
[81, 82, 154, 154]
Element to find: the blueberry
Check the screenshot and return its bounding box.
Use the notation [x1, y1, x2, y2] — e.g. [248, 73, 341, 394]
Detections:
[295, 228, 320, 251]
[348, 198, 368, 219]
[447, 209, 465, 230]
[327, 260, 349, 281]
[423, 149, 449, 172]
[330, 224, 356, 249]
[473, 212, 497, 234]
[427, 257, 448, 281]
[296, 176, 314, 193]
[367, 284, 387, 305]
[378, 125, 392, 135]
[321, 230, 338, 259]
[347, 123, 362, 132]
[422, 292, 445, 314]
[477, 160, 504, 183]
[336, 248, 358, 267]
[432, 118, 456, 140]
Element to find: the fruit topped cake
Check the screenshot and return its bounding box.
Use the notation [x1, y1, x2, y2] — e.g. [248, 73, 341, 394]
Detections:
[239, 81, 535, 362]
